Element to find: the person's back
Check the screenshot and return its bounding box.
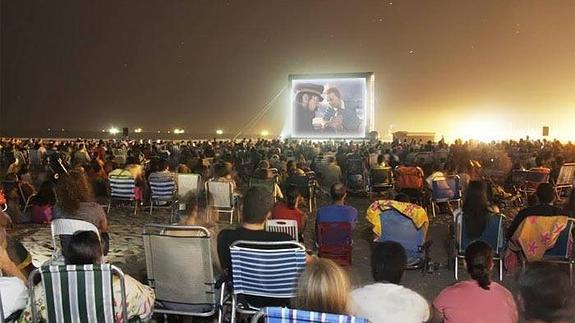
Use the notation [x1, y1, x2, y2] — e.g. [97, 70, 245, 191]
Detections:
[350, 241, 429, 323]
[271, 185, 306, 233]
[321, 157, 342, 189]
[316, 183, 357, 226]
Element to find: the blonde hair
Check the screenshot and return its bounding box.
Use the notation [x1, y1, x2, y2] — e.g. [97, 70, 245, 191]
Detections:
[295, 258, 350, 315]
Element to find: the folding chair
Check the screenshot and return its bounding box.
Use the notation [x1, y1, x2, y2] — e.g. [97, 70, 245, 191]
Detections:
[205, 180, 237, 224]
[108, 172, 138, 215]
[148, 177, 177, 215]
[368, 167, 394, 199]
[453, 212, 505, 281]
[554, 163, 575, 198]
[50, 218, 100, 265]
[0, 290, 4, 323]
[249, 178, 278, 203]
[229, 240, 306, 322]
[143, 224, 224, 322]
[285, 174, 316, 212]
[177, 173, 201, 202]
[265, 220, 299, 242]
[251, 307, 369, 323]
[541, 218, 575, 285]
[520, 169, 550, 201]
[29, 264, 128, 323]
[430, 175, 462, 217]
[317, 222, 353, 267]
[394, 166, 425, 205]
[378, 208, 429, 269]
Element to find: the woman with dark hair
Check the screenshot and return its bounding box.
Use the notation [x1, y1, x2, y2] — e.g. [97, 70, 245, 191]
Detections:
[458, 180, 499, 239]
[20, 231, 155, 322]
[432, 241, 517, 323]
[29, 181, 56, 224]
[271, 185, 307, 234]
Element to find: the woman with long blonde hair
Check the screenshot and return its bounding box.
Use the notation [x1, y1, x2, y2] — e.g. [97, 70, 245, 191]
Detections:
[294, 258, 350, 315]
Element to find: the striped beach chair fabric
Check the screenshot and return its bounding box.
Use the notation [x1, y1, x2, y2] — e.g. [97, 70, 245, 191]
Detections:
[265, 220, 299, 242]
[229, 241, 306, 322]
[29, 264, 127, 323]
[251, 307, 370, 323]
[108, 170, 138, 215]
[148, 176, 177, 215]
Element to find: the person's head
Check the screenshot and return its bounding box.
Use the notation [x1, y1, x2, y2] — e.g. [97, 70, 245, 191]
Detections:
[394, 192, 410, 203]
[330, 183, 347, 202]
[462, 181, 490, 238]
[325, 87, 342, 109]
[464, 241, 493, 290]
[371, 241, 407, 284]
[36, 180, 56, 205]
[517, 262, 574, 323]
[377, 154, 385, 165]
[55, 169, 94, 214]
[65, 231, 103, 265]
[157, 159, 169, 171]
[295, 258, 350, 315]
[536, 183, 555, 204]
[242, 186, 274, 225]
[285, 185, 301, 210]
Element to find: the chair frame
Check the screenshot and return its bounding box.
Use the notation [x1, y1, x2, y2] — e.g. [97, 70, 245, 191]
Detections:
[539, 218, 575, 286]
[28, 264, 128, 323]
[228, 240, 306, 323]
[50, 218, 100, 264]
[368, 167, 394, 199]
[453, 212, 505, 281]
[430, 175, 462, 218]
[554, 163, 575, 198]
[250, 307, 369, 323]
[316, 221, 353, 267]
[143, 224, 224, 322]
[205, 180, 237, 224]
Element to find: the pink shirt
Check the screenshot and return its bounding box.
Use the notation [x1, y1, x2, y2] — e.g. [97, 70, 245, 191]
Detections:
[433, 280, 518, 323]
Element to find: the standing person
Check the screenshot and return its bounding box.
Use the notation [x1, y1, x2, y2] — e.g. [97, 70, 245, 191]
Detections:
[316, 183, 358, 228]
[432, 241, 517, 323]
[350, 241, 430, 323]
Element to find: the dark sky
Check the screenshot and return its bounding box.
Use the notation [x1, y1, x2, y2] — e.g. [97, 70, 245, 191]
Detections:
[1, 0, 574, 140]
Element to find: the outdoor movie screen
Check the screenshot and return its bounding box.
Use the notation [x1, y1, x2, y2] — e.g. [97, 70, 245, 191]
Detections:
[289, 72, 374, 139]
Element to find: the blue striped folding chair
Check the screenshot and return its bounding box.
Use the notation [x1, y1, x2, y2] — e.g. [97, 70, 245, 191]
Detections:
[430, 175, 462, 217]
[148, 177, 177, 215]
[251, 307, 370, 323]
[229, 240, 306, 322]
[29, 264, 128, 323]
[542, 218, 575, 285]
[108, 172, 138, 215]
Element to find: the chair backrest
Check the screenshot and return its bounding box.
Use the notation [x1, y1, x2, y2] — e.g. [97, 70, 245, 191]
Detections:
[149, 178, 176, 201]
[526, 170, 550, 185]
[205, 180, 233, 208]
[556, 163, 575, 187]
[265, 220, 298, 241]
[229, 240, 306, 298]
[285, 176, 311, 199]
[176, 173, 201, 200]
[370, 168, 393, 185]
[431, 175, 462, 201]
[30, 264, 127, 323]
[0, 288, 4, 323]
[511, 170, 529, 186]
[143, 224, 216, 306]
[378, 208, 425, 262]
[544, 219, 574, 258]
[109, 174, 136, 200]
[51, 219, 100, 260]
[251, 307, 369, 323]
[457, 213, 504, 255]
[394, 166, 424, 190]
[317, 222, 352, 247]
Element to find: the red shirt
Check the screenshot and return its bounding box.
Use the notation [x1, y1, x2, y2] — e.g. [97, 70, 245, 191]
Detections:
[271, 203, 305, 232]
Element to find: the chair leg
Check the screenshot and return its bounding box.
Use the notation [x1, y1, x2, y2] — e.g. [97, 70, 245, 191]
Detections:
[499, 258, 504, 281]
[133, 201, 138, 215]
[107, 200, 111, 214]
[149, 201, 153, 215]
[455, 257, 458, 280]
[230, 294, 237, 323]
[570, 262, 574, 286]
[432, 202, 436, 218]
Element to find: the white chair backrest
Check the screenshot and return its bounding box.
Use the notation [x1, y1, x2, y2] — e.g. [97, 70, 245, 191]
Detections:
[266, 219, 299, 241]
[206, 181, 233, 208]
[177, 173, 201, 199]
[557, 163, 575, 187]
[51, 219, 100, 250]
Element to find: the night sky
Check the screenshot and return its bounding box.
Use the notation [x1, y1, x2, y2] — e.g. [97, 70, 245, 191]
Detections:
[1, 0, 574, 140]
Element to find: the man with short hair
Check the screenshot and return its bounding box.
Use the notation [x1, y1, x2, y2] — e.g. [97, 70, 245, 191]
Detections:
[316, 183, 357, 227]
[506, 182, 568, 239]
[324, 87, 361, 132]
[349, 241, 430, 323]
[321, 156, 342, 189]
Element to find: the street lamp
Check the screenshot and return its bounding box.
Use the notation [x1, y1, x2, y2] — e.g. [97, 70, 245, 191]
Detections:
[108, 127, 120, 135]
[216, 129, 223, 135]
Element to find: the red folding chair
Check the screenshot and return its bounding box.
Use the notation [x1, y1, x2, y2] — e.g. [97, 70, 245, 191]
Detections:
[316, 222, 352, 267]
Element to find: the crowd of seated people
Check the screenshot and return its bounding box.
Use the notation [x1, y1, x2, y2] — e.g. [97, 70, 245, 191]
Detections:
[0, 136, 574, 322]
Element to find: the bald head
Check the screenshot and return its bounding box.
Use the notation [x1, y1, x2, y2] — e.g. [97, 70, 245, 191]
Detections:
[330, 183, 347, 202]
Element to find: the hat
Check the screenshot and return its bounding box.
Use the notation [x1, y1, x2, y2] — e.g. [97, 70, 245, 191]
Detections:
[294, 83, 324, 101]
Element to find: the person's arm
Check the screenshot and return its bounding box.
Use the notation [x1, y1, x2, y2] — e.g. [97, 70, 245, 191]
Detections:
[429, 306, 444, 323]
[506, 209, 526, 240]
[0, 247, 27, 283]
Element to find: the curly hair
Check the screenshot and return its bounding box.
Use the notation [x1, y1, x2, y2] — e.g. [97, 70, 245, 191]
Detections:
[55, 169, 94, 214]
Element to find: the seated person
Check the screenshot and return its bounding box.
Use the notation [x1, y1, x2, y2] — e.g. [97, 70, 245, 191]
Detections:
[454, 181, 501, 240]
[371, 154, 388, 170]
[29, 180, 56, 224]
[252, 161, 283, 200]
[517, 262, 574, 323]
[432, 241, 517, 323]
[271, 185, 307, 235]
[0, 247, 28, 319]
[294, 258, 350, 315]
[350, 241, 429, 323]
[321, 156, 342, 190]
[147, 158, 175, 183]
[0, 210, 35, 280]
[217, 186, 293, 307]
[316, 183, 358, 228]
[506, 183, 568, 240]
[20, 231, 155, 322]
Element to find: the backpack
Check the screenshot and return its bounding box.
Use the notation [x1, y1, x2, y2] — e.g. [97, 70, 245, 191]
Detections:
[395, 166, 424, 190]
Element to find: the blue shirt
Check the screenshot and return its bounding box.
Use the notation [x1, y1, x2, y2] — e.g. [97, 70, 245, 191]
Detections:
[316, 204, 358, 225]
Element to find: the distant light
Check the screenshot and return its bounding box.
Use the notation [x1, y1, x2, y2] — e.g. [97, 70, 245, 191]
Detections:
[61, 128, 65, 132]
[47, 128, 51, 132]
[108, 127, 120, 135]
[216, 129, 223, 135]
[173, 128, 184, 134]
[134, 128, 142, 133]
[261, 130, 269, 137]
[157, 130, 161, 134]
[101, 129, 106, 133]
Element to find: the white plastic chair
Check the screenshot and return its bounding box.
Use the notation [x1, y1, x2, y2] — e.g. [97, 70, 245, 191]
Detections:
[205, 180, 236, 224]
[265, 219, 299, 242]
[50, 218, 100, 265]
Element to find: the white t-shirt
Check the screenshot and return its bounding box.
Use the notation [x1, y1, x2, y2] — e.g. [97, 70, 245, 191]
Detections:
[0, 277, 28, 318]
[349, 283, 430, 323]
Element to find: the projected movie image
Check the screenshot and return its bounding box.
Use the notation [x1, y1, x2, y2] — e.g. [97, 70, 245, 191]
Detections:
[290, 73, 373, 139]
